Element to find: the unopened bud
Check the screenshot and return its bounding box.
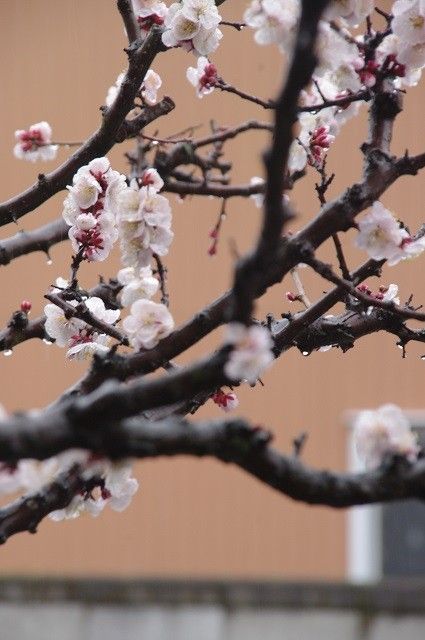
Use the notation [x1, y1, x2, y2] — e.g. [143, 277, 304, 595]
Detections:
[20, 300, 32, 313]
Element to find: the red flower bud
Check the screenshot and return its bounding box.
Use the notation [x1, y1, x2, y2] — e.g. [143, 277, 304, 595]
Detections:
[20, 300, 32, 313]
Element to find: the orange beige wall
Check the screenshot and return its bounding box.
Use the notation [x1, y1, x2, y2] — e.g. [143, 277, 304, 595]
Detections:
[0, 0, 422, 578]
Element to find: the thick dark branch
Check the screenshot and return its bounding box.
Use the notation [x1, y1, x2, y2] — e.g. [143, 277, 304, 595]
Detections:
[116, 97, 175, 142]
[0, 28, 163, 227]
[1, 415, 425, 544]
[117, 0, 140, 44]
[306, 256, 425, 322]
[273, 259, 384, 353]
[0, 467, 102, 544]
[290, 306, 425, 355]
[231, 0, 329, 323]
[0, 219, 68, 266]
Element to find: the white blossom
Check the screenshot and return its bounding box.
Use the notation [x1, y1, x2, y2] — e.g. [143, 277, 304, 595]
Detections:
[63, 157, 125, 262]
[142, 69, 162, 105]
[139, 168, 164, 193]
[117, 179, 173, 269]
[162, 0, 222, 55]
[382, 283, 400, 305]
[325, 0, 374, 27]
[66, 333, 112, 360]
[123, 299, 174, 350]
[224, 323, 274, 385]
[392, 0, 425, 46]
[249, 176, 265, 208]
[105, 72, 126, 107]
[244, 0, 299, 52]
[14, 121, 58, 162]
[117, 266, 159, 306]
[84, 297, 120, 325]
[44, 302, 85, 347]
[354, 404, 419, 469]
[186, 57, 217, 98]
[102, 462, 139, 512]
[355, 201, 425, 265]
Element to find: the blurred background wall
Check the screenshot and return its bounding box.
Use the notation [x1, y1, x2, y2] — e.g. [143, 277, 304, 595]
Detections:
[0, 0, 423, 579]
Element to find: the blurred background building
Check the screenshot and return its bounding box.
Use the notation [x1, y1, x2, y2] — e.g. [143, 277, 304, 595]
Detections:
[0, 0, 424, 613]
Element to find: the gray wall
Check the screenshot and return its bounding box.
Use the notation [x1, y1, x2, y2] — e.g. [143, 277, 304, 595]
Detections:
[0, 579, 423, 640]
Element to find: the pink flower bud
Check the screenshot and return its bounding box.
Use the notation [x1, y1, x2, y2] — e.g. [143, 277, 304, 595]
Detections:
[20, 300, 32, 313]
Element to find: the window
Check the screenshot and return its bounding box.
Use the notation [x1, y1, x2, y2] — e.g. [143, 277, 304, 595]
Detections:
[346, 411, 425, 582]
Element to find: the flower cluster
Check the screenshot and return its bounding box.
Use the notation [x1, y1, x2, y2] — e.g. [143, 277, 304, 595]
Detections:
[224, 323, 274, 385]
[113, 168, 175, 350]
[115, 169, 173, 269]
[354, 404, 420, 469]
[186, 56, 218, 97]
[44, 294, 120, 360]
[355, 201, 425, 265]
[14, 121, 58, 162]
[162, 0, 222, 56]
[0, 446, 139, 520]
[50, 460, 139, 521]
[377, 0, 425, 86]
[289, 113, 336, 172]
[244, 0, 300, 53]
[325, 0, 374, 27]
[62, 157, 126, 262]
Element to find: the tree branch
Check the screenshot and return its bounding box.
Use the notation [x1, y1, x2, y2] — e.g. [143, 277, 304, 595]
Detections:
[0, 219, 68, 266]
[1, 415, 425, 544]
[117, 0, 140, 44]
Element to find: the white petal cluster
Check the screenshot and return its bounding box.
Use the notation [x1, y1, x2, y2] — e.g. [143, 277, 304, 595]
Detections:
[354, 404, 419, 469]
[368, 1, 425, 88]
[325, 0, 374, 27]
[244, 0, 300, 53]
[122, 299, 174, 350]
[132, 0, 169, 39]
[50, 460, 139, 521]
[289, 111, 337, 174]
[44, 295, 120, 360]
[162, 0, 222, 56]
[0, 405, 139, 520]
[113, 167, 175, 351]
[118, 266, 159, 306]
[186, 56, 218, 98]
[14, 121, 58, 162]
[116, 174, 173, 269]
[224, 323, 274, 385]
[382, 283, 400, 305]
[63, 157, 126, 262]
[355, 201, 425, 265]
